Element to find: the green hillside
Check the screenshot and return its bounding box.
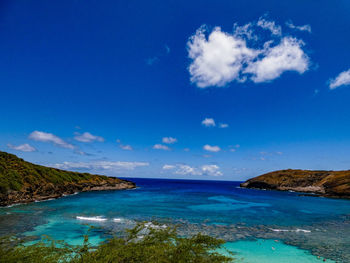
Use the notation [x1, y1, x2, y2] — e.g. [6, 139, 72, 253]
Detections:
[0, 151, 135, 206]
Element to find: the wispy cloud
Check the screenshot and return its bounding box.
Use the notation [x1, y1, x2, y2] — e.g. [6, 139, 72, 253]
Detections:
[329, 69, 350, 89]
[257, 17, 282, 36]
[116, 139, 133, 151]
[201, 118, 216, 127]
[74, 132, 104, 143]
[120, 144, 133, 150]
[203, 144, 221, 152]
[7, 143, 36, 152]
[286, 21, 311, 33]
[29, 131, 74, 149]
[162, 164, 222, 176]
[153, 144, 170, 150]
[165, 45, 170, 54]
[146, 57, 158, 65]
[54, 161, 149, 171]
[219, 123, 229, 128]
[187, 17, 310, 88]
[162, 137, 177, 144]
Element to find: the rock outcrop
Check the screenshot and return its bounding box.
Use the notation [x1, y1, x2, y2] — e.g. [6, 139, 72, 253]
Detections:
[0, 151, 136, 206]
[240, 169, 350, 199]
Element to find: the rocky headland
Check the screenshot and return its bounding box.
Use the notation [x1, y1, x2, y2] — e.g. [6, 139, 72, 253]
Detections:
[241, 169, 350, 199]
[0, 151, 136, 206]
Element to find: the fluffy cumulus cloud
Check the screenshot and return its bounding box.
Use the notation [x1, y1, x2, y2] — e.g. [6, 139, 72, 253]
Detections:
[54, 161, 149, 171]
[245, 37, 309, 83]
[187, 17, 310, 88]
[329, 69, 350, 89]
[162, 164, 222, 176]
[153, 144, 170, 150]
[201, 118, 216, 127]
[286, 21, 311, 33]
[203, 144, 221, 152]
[29, 131, 74, 149]
[162, 137, 177, 144]
[74, 132, 104, 143]
[7, 143, 36, 152]
[188, 26, 257, 88]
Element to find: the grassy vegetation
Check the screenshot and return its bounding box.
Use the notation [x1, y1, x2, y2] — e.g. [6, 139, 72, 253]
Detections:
[242, 169, 350, 198]
[0, 151, 120, 195]
[0, 223, 233, 263]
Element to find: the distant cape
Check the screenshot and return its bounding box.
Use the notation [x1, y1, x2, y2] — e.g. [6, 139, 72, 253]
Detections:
[0, 151, 135, 206]
[241, 169, 350, 199]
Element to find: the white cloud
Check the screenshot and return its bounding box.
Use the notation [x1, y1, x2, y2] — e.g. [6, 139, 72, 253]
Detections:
[162, 137, 177, 144]
[203, 144, 221, 152]
[187, 18, 310, 88]
[257, 17, 282, 36]
[245, 37, 309, 83]
[162, 164, 176, 170]
[201, 118, 216, 127]
[286, 21, 311, 33]
[184, 148, 190, 152]
[329, 69, 350, 89]
[153, 144, 170, 150]
[54, 161, 149, 171]
[29, 131, 74, 149]
[74, 132, 104, 143]
[7, 143, 36, 152]
[233, 22, 257, 41]
[229, 144, 240, 152]
[188, 26, 257, 88]
[120, 144, 133, 151]
[162, 164, 222, 176]
[219, 123, 229, 128]
[201, 165, 223, 176]
[116, 139, 133, 150]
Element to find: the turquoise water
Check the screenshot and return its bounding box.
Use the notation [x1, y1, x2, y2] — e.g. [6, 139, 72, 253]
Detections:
[221, 240, 332, 263]
[1, 178, 349, 262]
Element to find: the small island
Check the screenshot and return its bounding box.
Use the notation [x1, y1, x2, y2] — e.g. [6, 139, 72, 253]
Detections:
[0, 151, 136, 206]
[241, 169, 350, 199]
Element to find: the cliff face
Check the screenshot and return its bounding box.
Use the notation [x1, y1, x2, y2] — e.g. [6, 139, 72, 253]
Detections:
[240, 169, 350, 199]
[0, 151, 136, 206]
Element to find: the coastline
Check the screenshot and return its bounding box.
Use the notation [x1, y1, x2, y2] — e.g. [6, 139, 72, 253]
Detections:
[0, 179, 136, 207]
[240, 169, 350, 199]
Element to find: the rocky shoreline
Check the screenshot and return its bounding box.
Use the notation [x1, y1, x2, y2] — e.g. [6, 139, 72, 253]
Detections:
[240, 169, 350, 199]
[1, 178, 136, 207]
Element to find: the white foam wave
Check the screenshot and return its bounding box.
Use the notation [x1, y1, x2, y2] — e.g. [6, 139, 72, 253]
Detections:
[270, 228, 311, 233]
[76, 216, 107, 222]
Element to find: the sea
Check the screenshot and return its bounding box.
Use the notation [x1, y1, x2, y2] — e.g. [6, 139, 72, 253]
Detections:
[1, 178, 350, 263]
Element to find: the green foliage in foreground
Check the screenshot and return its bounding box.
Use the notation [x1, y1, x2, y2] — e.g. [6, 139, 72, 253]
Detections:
[0, 223, 234, 263]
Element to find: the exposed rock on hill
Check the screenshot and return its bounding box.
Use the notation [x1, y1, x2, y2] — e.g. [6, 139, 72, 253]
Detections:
[241, 169, 350, 199]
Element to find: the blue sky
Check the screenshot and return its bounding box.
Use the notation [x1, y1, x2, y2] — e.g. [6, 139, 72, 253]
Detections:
[1, 0, 350, 180]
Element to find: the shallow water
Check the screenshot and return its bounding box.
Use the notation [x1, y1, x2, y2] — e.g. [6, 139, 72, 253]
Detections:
[0, 178, 349, 262]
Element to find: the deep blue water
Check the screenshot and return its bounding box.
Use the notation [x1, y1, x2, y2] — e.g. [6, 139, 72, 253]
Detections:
[1, 178, 349, 262]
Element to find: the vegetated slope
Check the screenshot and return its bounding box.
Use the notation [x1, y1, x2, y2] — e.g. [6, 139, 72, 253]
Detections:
[0, 151, 135, 206]
[240, 169, 350, 199]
